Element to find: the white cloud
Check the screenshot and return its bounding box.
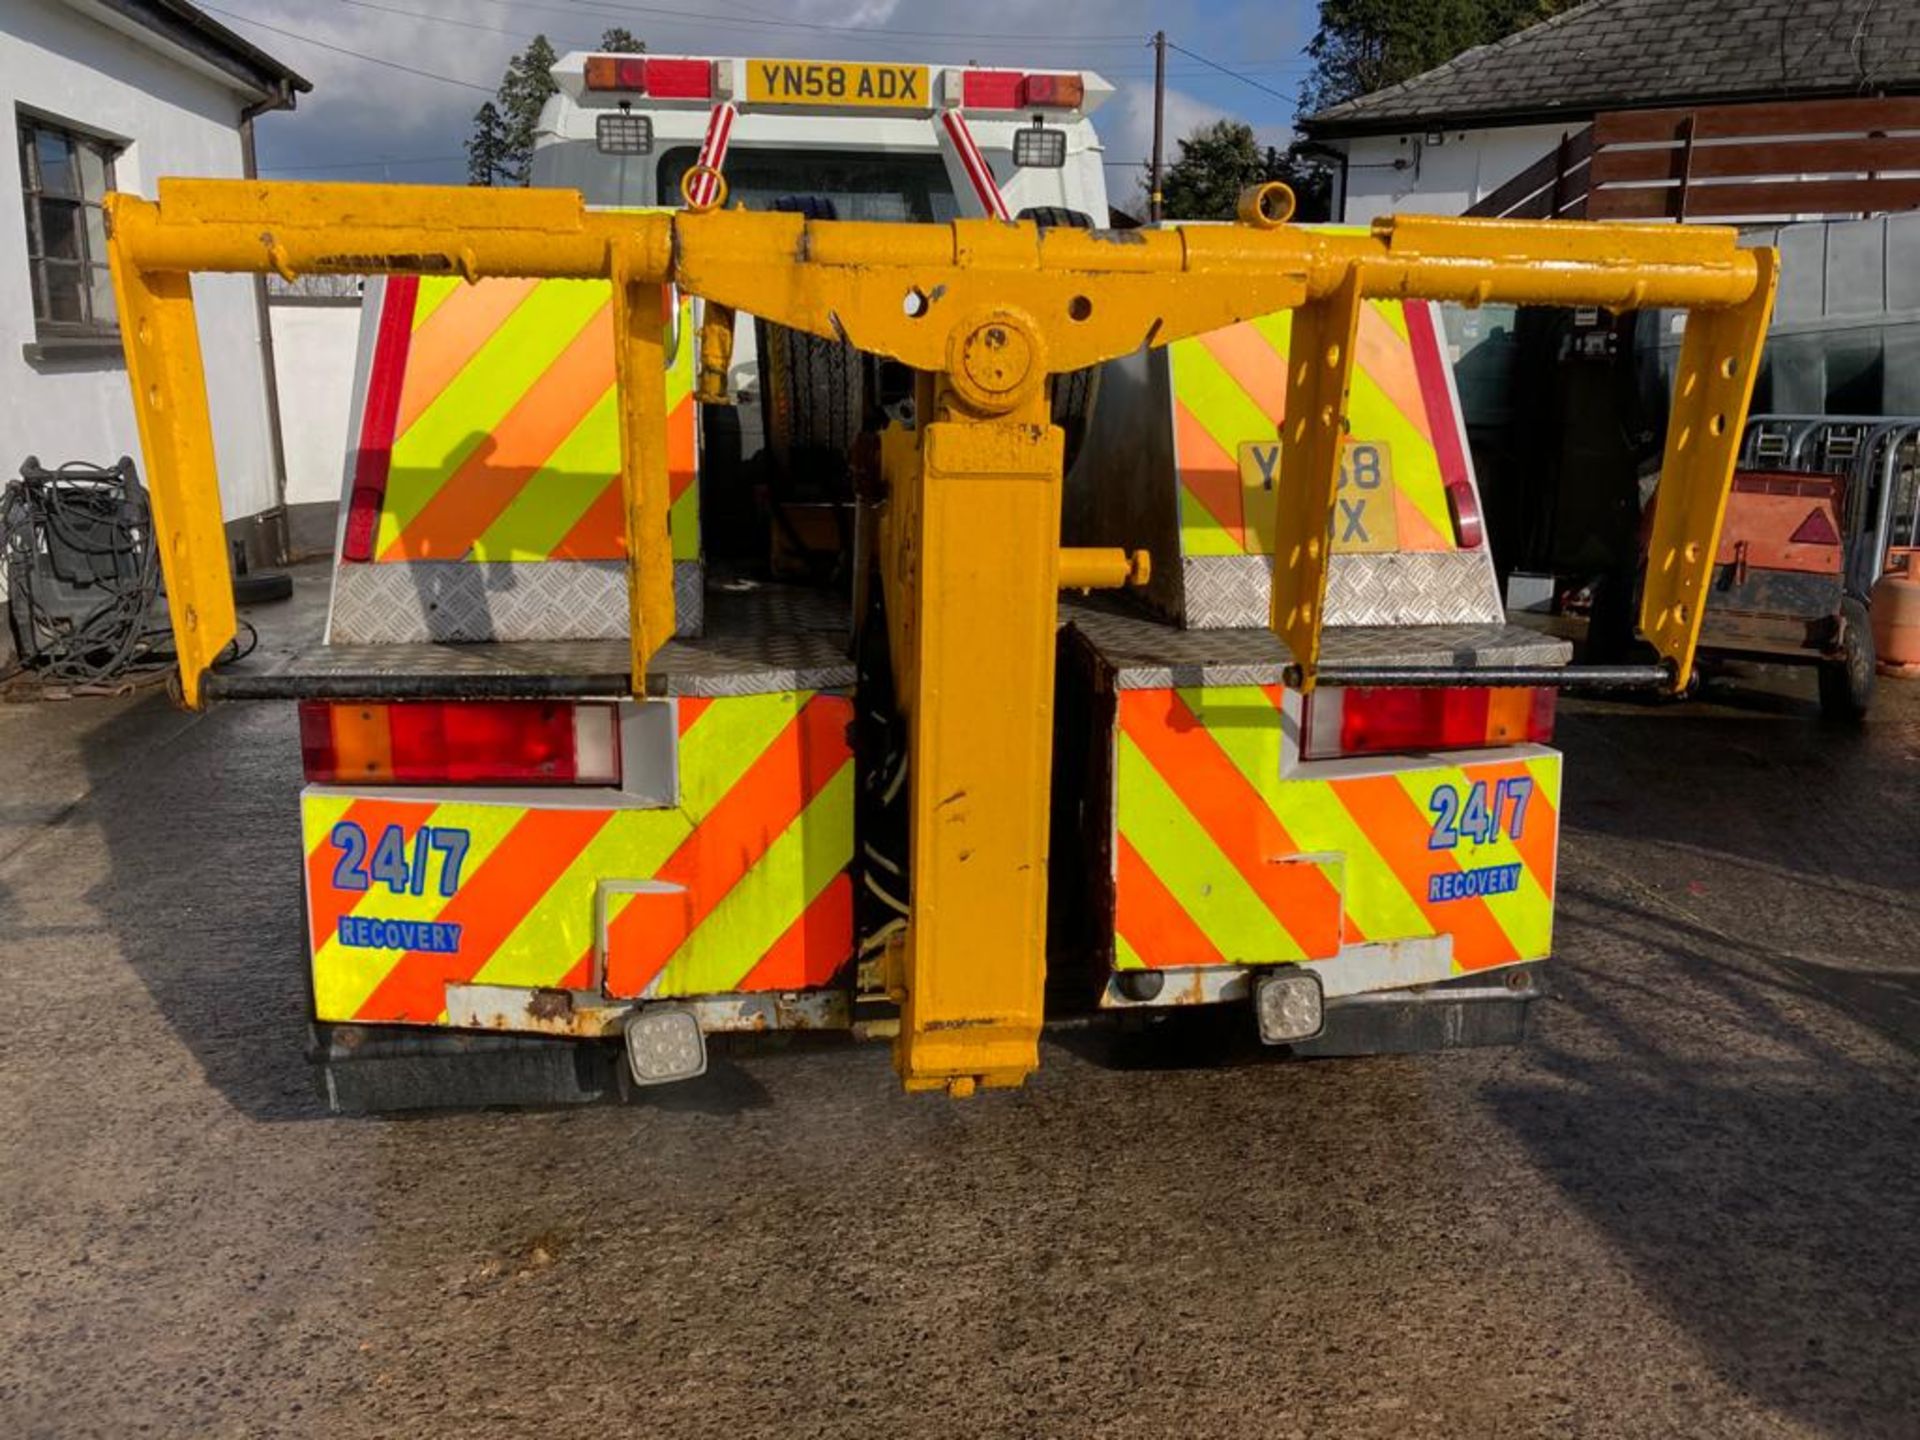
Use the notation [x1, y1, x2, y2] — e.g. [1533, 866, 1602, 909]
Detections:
[1093, 82, 1236, 212]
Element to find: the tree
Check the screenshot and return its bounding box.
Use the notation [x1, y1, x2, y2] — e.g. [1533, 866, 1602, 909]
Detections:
[466, 100, 512, 187]
[1158, 120, 1333, 223]
[467, 31, 647, 185]
[1300, 0, 1575, 115]
[494, 34, 559, 186]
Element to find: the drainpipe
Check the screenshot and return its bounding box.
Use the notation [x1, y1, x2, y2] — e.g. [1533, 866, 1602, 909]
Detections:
[239, 80, 297, 566]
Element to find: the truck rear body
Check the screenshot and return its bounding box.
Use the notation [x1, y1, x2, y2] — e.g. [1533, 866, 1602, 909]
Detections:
[100, 50, 1777, 1099]
[299, 101, 1565, 1053]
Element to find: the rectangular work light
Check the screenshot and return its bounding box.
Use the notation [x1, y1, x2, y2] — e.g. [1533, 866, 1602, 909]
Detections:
[1013, 123, 1067, 169]
[596, 113, 653, 156]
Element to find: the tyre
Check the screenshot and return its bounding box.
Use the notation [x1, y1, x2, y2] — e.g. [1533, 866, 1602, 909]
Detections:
[1017, 207, 1101, 476]
[1818, 596, 1876, 722]
[233, 571, 293, 605]
[757, 196, 862, 493]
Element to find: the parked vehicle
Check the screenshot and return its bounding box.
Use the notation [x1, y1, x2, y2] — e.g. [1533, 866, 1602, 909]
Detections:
[1682, 413, 1920, 718]
[101, 49, 1776, 1107]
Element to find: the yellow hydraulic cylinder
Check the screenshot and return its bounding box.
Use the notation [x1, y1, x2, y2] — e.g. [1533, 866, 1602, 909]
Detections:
[888, 392, 1064, 1093]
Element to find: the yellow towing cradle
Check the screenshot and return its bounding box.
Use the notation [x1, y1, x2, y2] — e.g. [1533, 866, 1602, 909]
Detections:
[104, 178, 1777, 1095]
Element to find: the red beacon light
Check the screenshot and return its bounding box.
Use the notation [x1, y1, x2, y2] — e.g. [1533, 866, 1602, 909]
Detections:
[583, 55, 713, 99]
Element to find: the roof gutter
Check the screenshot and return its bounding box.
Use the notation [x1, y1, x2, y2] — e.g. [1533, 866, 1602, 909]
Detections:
[1303, 81, 1920, 142]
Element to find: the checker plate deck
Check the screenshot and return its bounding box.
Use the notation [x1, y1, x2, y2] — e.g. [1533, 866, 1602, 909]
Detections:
[227, 583, 854, 698]
[1064, 598, 1572, 690]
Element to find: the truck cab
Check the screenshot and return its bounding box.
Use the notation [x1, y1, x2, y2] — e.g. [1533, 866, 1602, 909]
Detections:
[532, 52, 1113, 221]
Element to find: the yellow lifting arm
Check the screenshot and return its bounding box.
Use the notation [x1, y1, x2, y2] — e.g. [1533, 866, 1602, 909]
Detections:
[105, 178, 1775, 1096]
[107, 178, 1772, 703]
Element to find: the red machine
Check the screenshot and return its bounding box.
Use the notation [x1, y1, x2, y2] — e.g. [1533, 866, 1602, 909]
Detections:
[1688, 469, 1875, 719]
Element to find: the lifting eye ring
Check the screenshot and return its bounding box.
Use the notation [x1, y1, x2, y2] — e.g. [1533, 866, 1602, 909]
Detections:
[678, 164, 729, 213]
[1237, 181, 1296, 229]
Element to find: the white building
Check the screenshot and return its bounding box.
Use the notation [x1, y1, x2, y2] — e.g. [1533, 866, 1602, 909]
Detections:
[1, 0, 306, 661]
[1300, 0, 1920, 225]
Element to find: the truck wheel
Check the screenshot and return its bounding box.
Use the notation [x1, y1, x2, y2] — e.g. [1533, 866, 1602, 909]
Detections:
[1018, 207, 1101, 476]
[1818, 596, 1876, 722]
[758, 196, 862, 490]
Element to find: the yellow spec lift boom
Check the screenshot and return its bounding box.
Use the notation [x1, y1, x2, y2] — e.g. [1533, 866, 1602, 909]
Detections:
[104, 178, 1776, 1094]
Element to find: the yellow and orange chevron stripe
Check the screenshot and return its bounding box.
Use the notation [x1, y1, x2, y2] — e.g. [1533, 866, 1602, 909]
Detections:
[1114, 686, 1559, 974]
[351, 273, 700, 565]
[1169, 298, 1467, 559]
[301, 692, 853, 1025]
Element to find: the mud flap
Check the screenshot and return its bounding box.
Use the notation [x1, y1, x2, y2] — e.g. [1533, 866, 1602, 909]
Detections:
[311, 1024, 615, 1114]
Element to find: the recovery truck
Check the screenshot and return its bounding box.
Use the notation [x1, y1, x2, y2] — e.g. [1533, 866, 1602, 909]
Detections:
[102, 51, 1777, 1108]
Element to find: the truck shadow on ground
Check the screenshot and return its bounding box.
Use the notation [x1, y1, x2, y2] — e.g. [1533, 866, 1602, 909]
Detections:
[1555, 688, 1920, 902]
[75, 687, 329, 1121]
[1489, 879, 1920, 1437]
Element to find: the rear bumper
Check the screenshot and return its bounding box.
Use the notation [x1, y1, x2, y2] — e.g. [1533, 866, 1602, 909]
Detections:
[1289, 961, 1544, 1056]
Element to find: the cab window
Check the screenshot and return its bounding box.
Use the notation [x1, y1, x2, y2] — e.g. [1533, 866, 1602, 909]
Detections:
[655, 146, 957, 222]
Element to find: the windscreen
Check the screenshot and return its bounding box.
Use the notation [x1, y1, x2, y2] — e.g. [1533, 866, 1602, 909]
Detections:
[656, 145, 958, 222]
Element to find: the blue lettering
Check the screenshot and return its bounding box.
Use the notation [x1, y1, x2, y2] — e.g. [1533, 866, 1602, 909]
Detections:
[337, 916, 463, 953]
[1427, 864, 1522, 904]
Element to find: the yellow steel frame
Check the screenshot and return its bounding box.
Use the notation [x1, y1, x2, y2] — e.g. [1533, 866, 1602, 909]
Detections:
[105, 179, 1776, 1093]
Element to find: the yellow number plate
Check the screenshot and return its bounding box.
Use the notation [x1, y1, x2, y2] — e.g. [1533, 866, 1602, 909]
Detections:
[746, 60, 930, 109]
[1239, 439, 1399, 554]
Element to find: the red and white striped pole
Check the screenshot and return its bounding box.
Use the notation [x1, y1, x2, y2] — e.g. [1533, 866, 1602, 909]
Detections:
[686, 100, 737, 208]
[939, 108, 1012, 221]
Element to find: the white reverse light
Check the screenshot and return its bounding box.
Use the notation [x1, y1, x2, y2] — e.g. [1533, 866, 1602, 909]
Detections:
[624, 1006, 707, 1085]
[1254, 968, 1325, 1044]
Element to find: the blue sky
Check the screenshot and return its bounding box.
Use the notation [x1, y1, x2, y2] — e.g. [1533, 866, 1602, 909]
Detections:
[203, 0, 1318, 207]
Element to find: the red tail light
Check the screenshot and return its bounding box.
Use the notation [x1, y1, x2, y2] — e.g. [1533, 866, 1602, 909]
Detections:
[584, 56, 712, 98]
[1021, 73, 1085, 108]
[1445, 477, 1485, 549]
[299, 701, 621, 786]
[643, 58, 714, 98]
[1304, 686, 1555, 760]
[961, 70, 1084, 110]
[341, 486, 382, 562]
[584, 56, 647, 91]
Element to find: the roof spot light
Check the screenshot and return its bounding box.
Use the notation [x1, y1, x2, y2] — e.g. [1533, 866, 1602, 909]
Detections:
[1013, 117, 1066, 169]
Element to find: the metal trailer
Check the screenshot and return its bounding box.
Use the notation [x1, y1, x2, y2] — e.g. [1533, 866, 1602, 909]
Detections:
[98, 51, 1777, 1106]
[1740, 414, 1920, 591]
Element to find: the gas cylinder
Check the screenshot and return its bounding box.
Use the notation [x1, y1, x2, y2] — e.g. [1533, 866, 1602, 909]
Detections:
[1870, 562, 1920, 677]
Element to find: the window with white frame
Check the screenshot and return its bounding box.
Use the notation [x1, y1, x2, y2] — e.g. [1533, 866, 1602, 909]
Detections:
[17, 113, 124, 339]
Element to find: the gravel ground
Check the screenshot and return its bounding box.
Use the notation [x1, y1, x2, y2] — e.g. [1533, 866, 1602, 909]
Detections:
[1, 571, 1914, 1439]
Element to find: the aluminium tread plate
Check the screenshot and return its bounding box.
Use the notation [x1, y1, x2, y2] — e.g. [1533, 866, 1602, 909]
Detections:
[221, 583, 854, 698]
[1063, 598, 1572, 690]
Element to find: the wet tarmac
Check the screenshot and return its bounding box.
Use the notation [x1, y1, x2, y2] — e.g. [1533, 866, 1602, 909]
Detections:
[1, 569, 1914, 1438]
